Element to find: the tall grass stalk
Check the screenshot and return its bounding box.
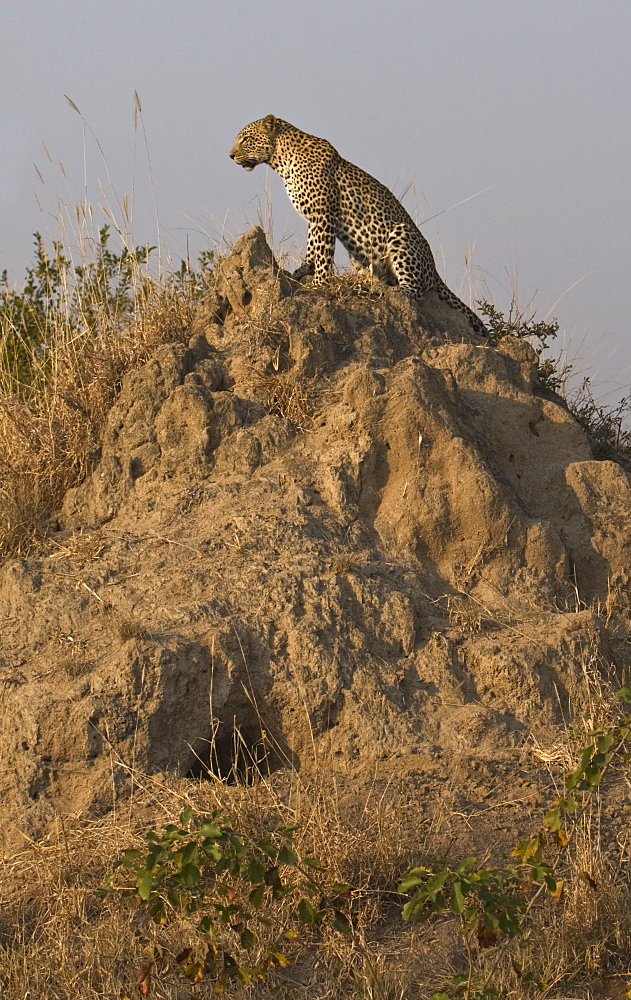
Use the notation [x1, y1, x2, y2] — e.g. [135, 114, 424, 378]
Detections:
[0, 219, 212, 556]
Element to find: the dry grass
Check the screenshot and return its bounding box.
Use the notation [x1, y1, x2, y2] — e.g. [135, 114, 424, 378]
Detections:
[0, 766, 438, 999]
[445, 594, 487, 634]
[330, 550, 356, 576]
[241, 365, 321, 431]
[1, 688, 630, 1000]
[0, 270, 202, 558]
[325, 268, 391, 306]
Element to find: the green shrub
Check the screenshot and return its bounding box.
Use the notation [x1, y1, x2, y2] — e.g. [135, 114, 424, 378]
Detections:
[477, 299, 630, 462]
[0, 227, 153, 389]
[102, 809, 351, 990]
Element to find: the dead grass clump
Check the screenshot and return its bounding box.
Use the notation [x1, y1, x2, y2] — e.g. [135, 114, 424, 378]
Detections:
[486, 818, 631, 999]
[325, 268, 389, 306]
[560, 814, 631, 971]
[0, 821, 144, 999]
[96, 600, 149, 642]
[330, 550, 356, 575]
[242, 366, 320, 430]
[446, 593, 486, 633]
[0, 758, 444, 1000]
[117, 616, 149, 643]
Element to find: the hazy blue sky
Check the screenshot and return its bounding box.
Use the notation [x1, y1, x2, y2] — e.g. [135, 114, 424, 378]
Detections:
[1, 0, 630, 404]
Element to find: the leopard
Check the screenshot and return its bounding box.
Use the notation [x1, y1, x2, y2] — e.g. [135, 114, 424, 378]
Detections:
[230, 115, 487, 336]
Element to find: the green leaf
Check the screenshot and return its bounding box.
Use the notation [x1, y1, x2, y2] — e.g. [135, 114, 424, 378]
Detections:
[425, 871, 449, 897]
[163, 823, 183, 839]
[181, 841, 198, 866]
[333, 909, 352, 933]
[198, 822, 222, 838]
[543, 807, 562, 831]
[117, 848, 142, 869]
[616, 686, 631, 704]
[546, 874, 560, 894]
[560, 794, 578, 814]
[249, 884, 265, 909]
[201, 840, 222, 862]
[451, 881, 465, 914]
[247, 858, 266, 883]
[401, 892, 429, 922]
[145, 850, 165, 870]
[278, 844, 298, 866]
[397, 874, 423, 893]
[266, 949, 291, 968]
[272, 883, 294, 901]
[227, 834, 245, 855]
[401, 897, 419, 921]
[168, 887, 185, 908]
[256, 839, 277, 858]
[236, 967, 254, 987]
[328, 882, 352, 896]
[240, 928, 256, 949]
[180, 862, 201, 887]
[498, 909, 521, 936]
[456, 857, 477, 873]
[302, 857, 324, 870]
[298, 897, 317, 924]
[596, 733, 615, 754]
[179, 807, 194, 827]
[151, 902, 167, 925]
[137, 872, 153, 900]
[512, 836, 540, 862]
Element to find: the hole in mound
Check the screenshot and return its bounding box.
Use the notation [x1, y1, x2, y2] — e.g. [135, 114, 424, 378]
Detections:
[187, 721, 290, 784]
[130, 456, 145, 480]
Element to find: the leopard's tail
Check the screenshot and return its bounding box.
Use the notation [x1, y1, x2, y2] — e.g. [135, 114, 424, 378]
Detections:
[435, 276, 487, 338]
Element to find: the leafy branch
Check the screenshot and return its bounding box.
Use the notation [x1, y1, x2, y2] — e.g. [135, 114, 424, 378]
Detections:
[398, 688, 631, 1000]
[102, 808, 351, 991]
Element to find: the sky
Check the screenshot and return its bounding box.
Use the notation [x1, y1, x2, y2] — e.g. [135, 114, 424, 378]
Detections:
[1, 0, 630, 408]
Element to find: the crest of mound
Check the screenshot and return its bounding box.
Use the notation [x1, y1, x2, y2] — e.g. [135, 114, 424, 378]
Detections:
[1, 228, 629, 846]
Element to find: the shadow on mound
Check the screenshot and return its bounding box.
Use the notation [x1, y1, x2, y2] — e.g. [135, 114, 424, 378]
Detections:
[187, 718, 297, 785]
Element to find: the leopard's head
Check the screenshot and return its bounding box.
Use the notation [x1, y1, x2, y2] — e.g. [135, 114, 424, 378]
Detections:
[229, 115, 278, 171]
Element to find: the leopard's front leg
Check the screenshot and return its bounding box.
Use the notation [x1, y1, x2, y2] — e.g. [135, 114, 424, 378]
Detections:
[292, 211, 336, 285]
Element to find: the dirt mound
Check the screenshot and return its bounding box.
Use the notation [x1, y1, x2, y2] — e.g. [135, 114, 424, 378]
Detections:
[1, 228, 629, 847]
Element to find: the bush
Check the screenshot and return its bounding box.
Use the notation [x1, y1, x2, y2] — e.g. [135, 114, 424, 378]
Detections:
[477, 299, 630, 463]
[103, 809, 351, 991]
[0, 228, 214, 555]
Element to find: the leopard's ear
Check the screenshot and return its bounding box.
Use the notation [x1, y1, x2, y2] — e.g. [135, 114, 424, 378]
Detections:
[262, 115, 277, 131]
